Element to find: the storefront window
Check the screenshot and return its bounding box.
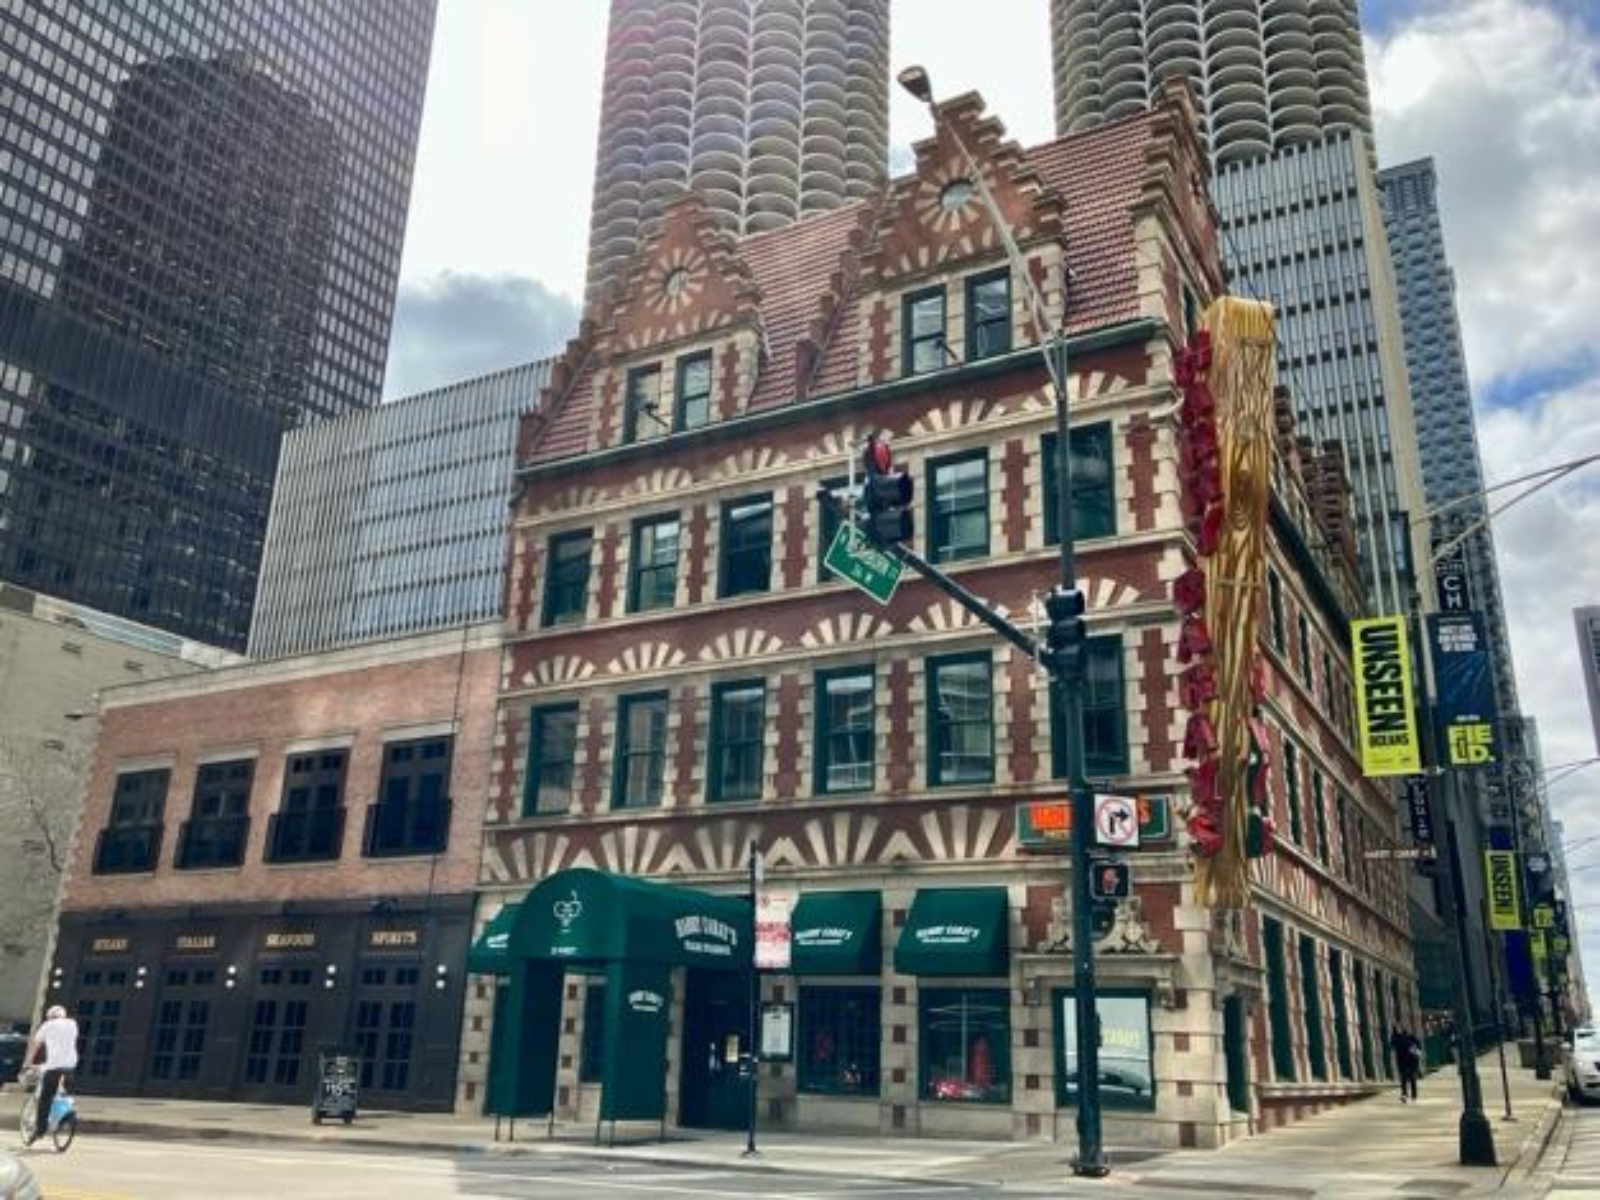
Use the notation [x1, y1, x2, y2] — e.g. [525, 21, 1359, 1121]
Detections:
[798, 986, 880, 1096]
[1054, 990, 1155, 1110]
[919, 988, 1010, 1103]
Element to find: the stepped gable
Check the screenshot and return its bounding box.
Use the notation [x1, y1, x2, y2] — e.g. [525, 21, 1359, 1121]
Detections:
[858, 91, 1065, 289]
[521, 101, 1177, 468]
[1133, 77, 1225, 297]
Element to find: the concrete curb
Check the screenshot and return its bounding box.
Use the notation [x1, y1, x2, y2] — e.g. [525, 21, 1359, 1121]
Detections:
[1502, 1087, 1570, 1191]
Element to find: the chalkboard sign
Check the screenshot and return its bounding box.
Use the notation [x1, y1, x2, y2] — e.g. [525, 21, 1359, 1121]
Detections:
[312, 1050, 359, 1125]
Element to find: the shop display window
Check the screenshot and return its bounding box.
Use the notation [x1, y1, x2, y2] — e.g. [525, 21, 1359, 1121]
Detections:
[919, 987, 1010, 1103]
[798, 985, 880, 1096]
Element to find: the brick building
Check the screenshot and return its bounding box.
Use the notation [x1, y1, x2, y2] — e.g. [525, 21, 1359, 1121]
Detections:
[51, 622, 498, 1110]
[459, 84, 1419, 1147]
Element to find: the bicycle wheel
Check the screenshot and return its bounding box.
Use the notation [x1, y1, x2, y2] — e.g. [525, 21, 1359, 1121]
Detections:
[51, 1113, 76, 1153]
[19, 1096, 35, 1145]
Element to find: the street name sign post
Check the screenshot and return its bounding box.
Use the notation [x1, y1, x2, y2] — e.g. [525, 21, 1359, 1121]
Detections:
[823, 523, 903, 605]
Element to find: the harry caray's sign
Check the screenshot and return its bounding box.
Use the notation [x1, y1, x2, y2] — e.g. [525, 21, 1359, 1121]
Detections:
[1351, 616, 1421, 776]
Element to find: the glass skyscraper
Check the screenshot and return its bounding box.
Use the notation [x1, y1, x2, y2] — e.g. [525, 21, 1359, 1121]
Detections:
[0, 1, 436, 649]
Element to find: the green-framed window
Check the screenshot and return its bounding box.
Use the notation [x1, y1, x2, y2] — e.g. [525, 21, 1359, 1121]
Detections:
[1263, 916, 1296, 1081]
[1053, 989, 1156, 1110]
[1041, 423, 1116, 543]
[798, 985, 881, 1096]
[1050, 636, 1129, 778]
[675, 352, 712, 431]
[928, 451, 988, 563]
[903, 286, 946, 375]
[817, 475, 849, 584]
[1283, 739, 1303, 845]
[613, 692, 668, 810]
[815, 666, 874, 794]
[1296, 612, 1312, 683]
[719, 493, 773, 598]
[709, 680, 765, 803]
[523, 703, 578, 817]
[927, 652, 993, 786]
[1300, 933, 1328, 1080]
[919, 987, 1010, 1103]
[1267, 571, 1286, 653]
[628, 513, 679, 613]
[1312, 769, 1329, 861]
[1353, 959, 1376, 1079]
[1330, 948, 1353, 1079]
[965, 270, 1011, 360]
[542, 529, 592, 627]
[623, 364, 661, 443]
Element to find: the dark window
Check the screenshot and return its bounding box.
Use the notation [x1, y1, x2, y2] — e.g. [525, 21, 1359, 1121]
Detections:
[628, 514, 679, 612]
[1312, 770, 1330, 861]
[1263, 917, 1296, 1081]
[719, 494, 772, 598]
[354, 994, 416, 1093]
[1353, 959, 1376, 1079]
[543, 530, 592, 627]
[675, 353, 712, 431]
[1050, 637, 1129, 778]
[1320, 648, 1334, 713]
[919, 988, 1010, 1103]
[966, 270, 1011, 360]
[1300, 933, 1328, 1080]
[798, 986, 880, 1096]
[1267, 571, 1286, 652]
[815, 667, 874, 794]
[94, 768, 168, 874]
[903, 286, 947, 375]
[623, 365, 661, 442]
[709, 681, 765, 803]
[928, 653, 993, 786]
[176, 759, 253, 870]
[1055, 991, 1155, 1109]
[523, 704, 578, 817]
[267, 750, 346, 863]
[1284, 739, 1303, 845]
[614, 693, 668, 810]
[1296, 612, 1312, 682]
[1041, 424, 1116, 543]
[365, 737, 452, 857]
[817, 475, 849, 584]
[929, 452, 988, 563]
[580, 978, 607, 1083]
[1330, 949, 1354, 1079]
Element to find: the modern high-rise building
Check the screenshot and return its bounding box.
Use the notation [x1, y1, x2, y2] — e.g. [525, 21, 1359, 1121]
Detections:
[1576, 606, 1600, 756]
[0, 1, 437, 650]
[1379, 158, 1521, 721]
[249, 360, 552, 660]
[1050, 0, 1426, 616]
[584, 0, 890, 304]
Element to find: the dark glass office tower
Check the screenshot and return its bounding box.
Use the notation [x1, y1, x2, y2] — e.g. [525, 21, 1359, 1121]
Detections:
[0, 1, 436, 648]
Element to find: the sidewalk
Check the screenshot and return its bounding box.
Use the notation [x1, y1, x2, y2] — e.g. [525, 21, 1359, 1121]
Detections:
[46, 1050, 1566, 1195]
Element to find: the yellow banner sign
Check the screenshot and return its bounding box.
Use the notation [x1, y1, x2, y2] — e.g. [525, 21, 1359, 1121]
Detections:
[1351, 617, 1421, 776]
[1484, 850, 1521, 931]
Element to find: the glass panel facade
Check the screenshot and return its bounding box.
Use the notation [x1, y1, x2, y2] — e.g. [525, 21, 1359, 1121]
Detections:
[928, 653, 993, 786]
[929, 453, 988, 563]
[1056, 991, 1155, 1109]
[919, 988, 1010, 1103]
[798, 986, 880, 1096]
[0, 1, 436, 649]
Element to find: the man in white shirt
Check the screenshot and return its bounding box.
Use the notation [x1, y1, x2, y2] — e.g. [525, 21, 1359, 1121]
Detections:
[24, 1005, 78, 1145]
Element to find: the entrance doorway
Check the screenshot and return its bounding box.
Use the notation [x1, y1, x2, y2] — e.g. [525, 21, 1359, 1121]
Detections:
[679, 970, 748, 1130]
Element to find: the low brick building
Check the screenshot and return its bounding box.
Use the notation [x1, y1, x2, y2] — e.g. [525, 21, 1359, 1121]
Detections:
[458, 84, 1418, 1148]
[52, 623, 498, 1110]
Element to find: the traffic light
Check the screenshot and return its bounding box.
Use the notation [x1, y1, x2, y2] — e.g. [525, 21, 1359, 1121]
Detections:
[861, 435, 914, 547]
[1089, 858, 1131, 902]
[1044, 587, 1087, 671]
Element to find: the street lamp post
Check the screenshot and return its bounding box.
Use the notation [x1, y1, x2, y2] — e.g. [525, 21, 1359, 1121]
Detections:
[897, 65, 1107, 1178]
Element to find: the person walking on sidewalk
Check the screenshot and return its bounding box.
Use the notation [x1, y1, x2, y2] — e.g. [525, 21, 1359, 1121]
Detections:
[1390, 1026, 1422, 1102]
[23, 1005, 77, 1145]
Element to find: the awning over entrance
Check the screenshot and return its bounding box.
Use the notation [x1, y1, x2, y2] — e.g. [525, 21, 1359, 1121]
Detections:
[466, 903, 520, 975]
[790, 890, 881, 975]
[507, 867, 751, 970]
[893, 887, 1009, 977]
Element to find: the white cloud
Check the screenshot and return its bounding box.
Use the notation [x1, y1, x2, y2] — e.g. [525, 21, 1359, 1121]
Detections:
[1368, 0, 1600, 391]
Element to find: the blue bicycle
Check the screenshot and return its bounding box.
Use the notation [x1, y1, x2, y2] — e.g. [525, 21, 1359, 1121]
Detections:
[18, 1069, 77, 1152]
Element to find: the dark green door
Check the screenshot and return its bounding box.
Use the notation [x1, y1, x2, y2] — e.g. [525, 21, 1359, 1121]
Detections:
[679, 970, 748, 1129]
[1223, 995, 1251, 1113]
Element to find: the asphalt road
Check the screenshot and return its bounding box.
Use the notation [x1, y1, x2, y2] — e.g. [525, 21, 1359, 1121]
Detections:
[18, 1135, 1064, 1200]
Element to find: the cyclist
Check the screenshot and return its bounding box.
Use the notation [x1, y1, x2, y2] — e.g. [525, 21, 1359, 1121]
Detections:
[22, 1006, 76, 1147]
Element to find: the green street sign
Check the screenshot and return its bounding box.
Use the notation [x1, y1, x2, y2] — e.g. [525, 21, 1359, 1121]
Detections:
[824, 523, 903, 605]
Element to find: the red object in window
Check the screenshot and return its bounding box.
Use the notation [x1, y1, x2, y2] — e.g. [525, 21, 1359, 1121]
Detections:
[967, 1034, 993, 1090]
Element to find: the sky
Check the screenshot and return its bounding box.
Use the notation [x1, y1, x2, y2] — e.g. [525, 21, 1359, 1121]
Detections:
[387, 0, 1600, 1011]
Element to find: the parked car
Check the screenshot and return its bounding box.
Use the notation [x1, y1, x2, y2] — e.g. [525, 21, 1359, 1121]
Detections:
[1565, 1027, 1600, 1104]
[0, 1150, 42, 1200]
[0, 1032, 27, 1086]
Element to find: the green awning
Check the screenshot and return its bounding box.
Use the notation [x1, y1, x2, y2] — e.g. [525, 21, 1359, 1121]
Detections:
[790, 891, 881, 975]
[467, 903, 520, 975]
[893, 887, 1009, 977]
